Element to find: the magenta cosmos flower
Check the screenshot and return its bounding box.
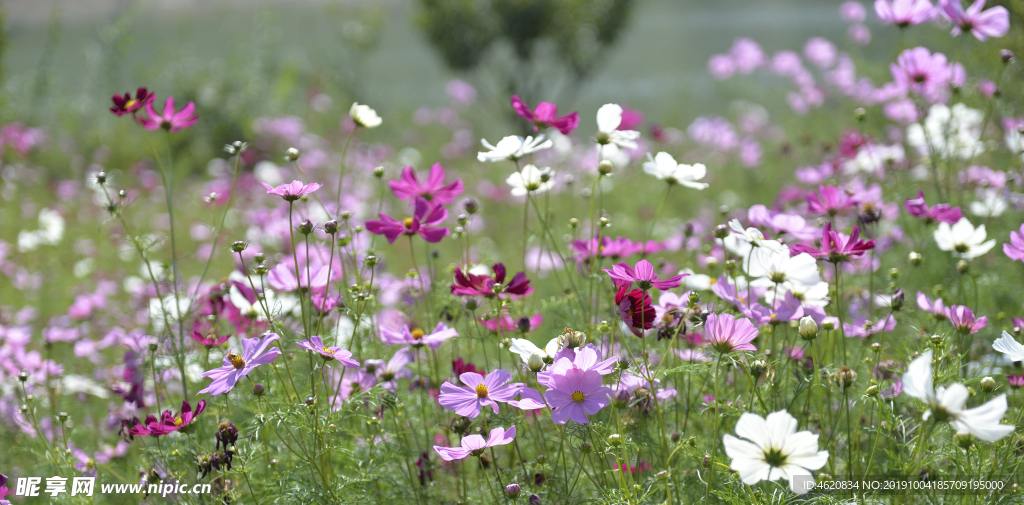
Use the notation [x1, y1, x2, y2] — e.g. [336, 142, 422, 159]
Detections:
[544, 366, 612, 424]
[511, 95, 580, 135]
[190, 329, 230, 348]
[451, 263, 533, 298]
[110, 87, 154, 116]
[1003, 224, 1024, 262]
[891, 47, 957, 101]
[438, 369, 523, 418]
[705, 312, 758, 353]
[380, 322, 458, 349]
[806, 185, 856, 216]
[949, 305, 987, 334]
[905, 191, 962, 224]
[260, 180, 323, 202]
[433, 425, 517, 461]
[366, 197, 450, 244]
[791, 222, 875, 263]
[128, 400, 206, 437]
[603, 259, 686, 290]
[296, 336, 360, 367]
[940, 0, 1009, 40]
[138, 96, 198, 132]
[388, 163, 464, 204]
[874, 0, 937, 26]
[198, 333, 281, 396]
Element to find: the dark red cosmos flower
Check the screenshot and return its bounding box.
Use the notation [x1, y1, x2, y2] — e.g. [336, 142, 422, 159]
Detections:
[110, 87, 154, 116]
[452, 358, 485, 383]
[615, 285, 656, 337]
[128, 400, 206, 437]
[451, 263, 533, 299]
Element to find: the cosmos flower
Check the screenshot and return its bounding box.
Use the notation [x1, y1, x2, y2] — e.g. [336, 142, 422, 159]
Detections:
[482, 313, 543, 333]
[939, 0, 1009, 40]
[379, 322, 458, 349]
[260, 180, 323, 202]
[544, 366, 612, 424]
[933, 217, 995, 259]
[874, 0, 937, 27]
[350, 102, 382, 128]
[604, 259, 686, 291]
[511, 95, 580, 134]
[509, 337, 561, 366]
[190, 329, 230, 348]
[367, 349, 414, 390]
[902, 350, 1014, 442]
[365, 197, 450, 244]
[477, 135, 553, 162]
[110, 87, 154, 116]
[138, 96, 198, 132]
[451, 263, 533, 298]
[595, 104, 641, 150]
[438, 370, 523, 418]
[1002, 224, 1024, 262]
[791, 222, 875, 263]
[745, 247, 821, 288]
[642, 152, 709, 189]
[615, 285, 656, 337]
[806, 185, 856, 216]
[904, 191, 963, 224]
[296, 336, 360, 366]
[993, 331, 1024, 361]
[705, 312, 759, 353]
[388, 163, 464, 204]
[433, 426, 517, 461]
[948, 305, 987, 335]
[723, 410, 829, 494]
[506, 165, 556, 196]
[128, 400, 206, 437]
[917, 292, 950, 319]
[198, 333, 281, 396]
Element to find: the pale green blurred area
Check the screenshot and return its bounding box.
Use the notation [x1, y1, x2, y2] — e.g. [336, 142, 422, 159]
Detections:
[2, 0, 901, 135]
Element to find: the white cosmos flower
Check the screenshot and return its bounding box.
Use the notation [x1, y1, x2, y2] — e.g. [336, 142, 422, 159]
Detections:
[148, 295, 191, 332]
[968, 191, 1007, 218]
[17, 208, 65, 252]
[933, 217, 996, 259]
[723, 410, 829, 495]
[642, 152, 709, 189]
[679, 268, 713, 291]
[901, 350, 1014, 442]
[596, 104, 640, 150]
[745, 247, 820, 288]
[506, 165, 555, 196]
[993, 331, 1024, 361]
[906, 103, 984, 161]
[478, 135, 553, 163]
[842, 144, 905, 174]
[349, 102, 382, 128]
[509, 337, 561, 364]
[765, 280, 830, 308]
[727, 219, 787, 254]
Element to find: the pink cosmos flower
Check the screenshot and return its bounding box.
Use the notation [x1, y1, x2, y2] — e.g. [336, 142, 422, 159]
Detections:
[841, 1, 868, 22]
[677, 348, 711, 362]
[708, 54, 736, 80]
[844, 315, 897, 338]
[0, 474, 13, 502]
[539, 345, 618, 387]
[603, 259, 686, 291]
[388, 163, 464, 204]
[791, 222, 875, 263]
[138, 96, 198, 132]
[544, 366, 612, 424]
[433, 426, 517, 461]
[806, 185, 856, 216]
[365, 197, 450, 244]
[128, 400, 206, 437]
[917, 292, 950, 319]
[948, 305, 987, 334]
[1008, 375, 1024, 388]
[940, 0, 1009, 40]
[1003, 224, 1024, 262]
[260, 180, 323, 202]
[296, 336, 360, 366]
[481, 313, 544, 333]
[368, 349, 414, 390]
[704, 312, 758, 353]
[874, 0, 937, 26]
[890, 47, 956, 103]
[198, 333, 281, 396]
[511, 95, 580, 135]
[380, 322, 458, 349]
[190, 328, 230, 348]
[110, 87, 154, 116]
[438, 370, 523, 418]
[905, 191, 963, 224]
[451, 263, 533, 298]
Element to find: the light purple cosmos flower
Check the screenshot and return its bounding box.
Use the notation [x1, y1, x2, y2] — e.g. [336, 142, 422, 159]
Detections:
[380, 322, 458, 349]
[198, 333, 281, 396]
[544, 366, 612, 424]
[874, 0, 937, 26]
[603, 259, 686, 291]
[841, 1, 868, 22]
[940, 0, 1009, 40]
[296, 336, 360, 367]
[367, 349, 414, 390]
[890, 47, 957, 103]
[949, 305, 987, 334]
[388, 163, 464, 204]
[704, 312, 758, 353]
[365, 197, 450, 244]
[917, 292, 950, 319]
[438, 370, 523, 418]
[433, 425, 517, 461]
[905, 191, 963, 224]
[1003, 224, 1024, 262]
[260, 180, 323, 202]
[539, 344, 618, 387]
[138, 96, 198, 132]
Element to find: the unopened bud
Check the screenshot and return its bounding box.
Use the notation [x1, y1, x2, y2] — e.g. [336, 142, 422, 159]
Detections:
[505, 484, 521, 498]
[579, 442, 592, 454]
[956, 260, 969, 274]
[58, 412, 69, 422]
[981, 376, 996, 393]
[1001, 49, 1014, 63]
[798, 316, 819, 340]
[713, 224, 729, 239]
[231, 241, 247, 253]
[373, 166, 385, 178]
[323, 220, 340, 234]
[298, 219, 314, 235]
[598, 160, 613, 175]
[463, 198, 479, 215]
[95, 172, 107, 184]
[253, 384, 266, 397]
[954, 431, 974, 449]
[908, 251, 922, 266]
[822, 320, 836, 331]
[568, 218, 579, 228]
[853, 108, 866, 121]
[607, 434, 622, 446]
[528, 353, 545, 372]
[833, 366, 857, 391]
[285, 148, 300, 161]
[364, 255, 378, 267]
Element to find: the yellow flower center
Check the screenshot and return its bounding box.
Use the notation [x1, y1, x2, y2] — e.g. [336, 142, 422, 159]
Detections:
[322, 347, 335, 355]
[709, 278, 718, 285]
[411, 328, 425, 340]
[475, 384, 489, 398]
[125, 99, 138, 109]
[228, 353, 246, 370]
[174, 417, 183, 426]
[403, 217, 415, 228]
[572, 391, 585, 403]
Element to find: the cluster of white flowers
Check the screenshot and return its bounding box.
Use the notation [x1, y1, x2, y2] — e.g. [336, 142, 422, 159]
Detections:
[17, 208, 65, 252]
[907, 103, 984, 161]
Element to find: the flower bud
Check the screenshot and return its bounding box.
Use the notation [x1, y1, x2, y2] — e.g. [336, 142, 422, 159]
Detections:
[870, 342, 881, 353]
[118, 189, 127, 198]
[865, 384, 879, 396]
[559, 327, 586, 349]
[364, 255, 379, 267]
[853, 107, 867, 121]
[833, 366, 857, 391]
[956, 260, 969, 274]
[954, 431, 974, 449]
[1001, 49, 1014, 63]
[529, 494, 541, 505]
[462, 197, 479, 215]
[713, 224, 729, 239]
[58, 412, 69, 422]
[224, 141, 248, 155]
[599, 216, 610, 227]
[505, 484, 521, 498]
[798, 316, 819, 341]
[253, 384, 266, 397]
[254, 252, 266, 264]
[579, 442, 592, 454]
[607, 434, 622, 446]
[528, 353, 545, 372]
[299, 219, 314, 235]
[568, 218, 579, 228]
[891, 289, 905, 311]
[981, 376, 996, 393]
[18, 371, 28, 382]
[373, 166, 385, 178]
[231, 241, 247, 253]
[285, 148, 300, 161]
[822, 319, 836, 331]
[598, 160, 613, 175]
[95, 172, 107, 184]
[323, 220, 340, 234]
[908, 251, 923, 266]
[148, 342, 158, 352]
